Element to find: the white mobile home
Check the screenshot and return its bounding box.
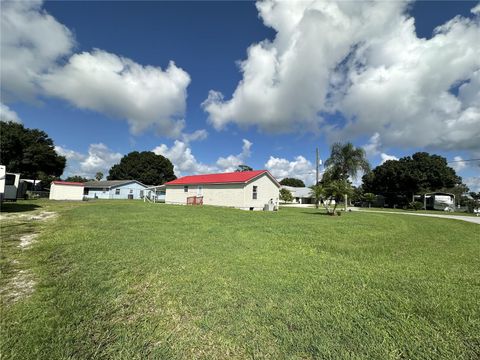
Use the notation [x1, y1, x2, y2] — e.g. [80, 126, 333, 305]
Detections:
[165, 170, 280, 210]
[49, 181, 85, 200]
[84, 180, 149, 200]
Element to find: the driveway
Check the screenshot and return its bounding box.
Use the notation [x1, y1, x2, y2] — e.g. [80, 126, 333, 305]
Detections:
[354, 209, 480, 225]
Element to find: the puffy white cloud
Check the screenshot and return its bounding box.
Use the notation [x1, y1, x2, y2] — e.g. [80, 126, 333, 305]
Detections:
[153, 138, 253, 177]
[0, 0, 74, 103]
[152, 140, 215, 177]
[0, 103, 22, 123]
[216, 139, 253, 172]
[380, 153, 399, 164]
[1, 1, 191, 138]
[203, 0, 480, 152]
[55, 143, 122, 178]
[265, 155, 316, 185]
[41, 50, 190, 137]
[362, 132, 398, 164]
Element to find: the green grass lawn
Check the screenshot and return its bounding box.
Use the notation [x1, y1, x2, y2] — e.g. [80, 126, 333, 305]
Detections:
[1, 200, 479, 359]
[360, 207, 478, 217]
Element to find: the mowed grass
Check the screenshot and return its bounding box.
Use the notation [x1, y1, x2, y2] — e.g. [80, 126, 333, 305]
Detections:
[1, 200, 479, 359]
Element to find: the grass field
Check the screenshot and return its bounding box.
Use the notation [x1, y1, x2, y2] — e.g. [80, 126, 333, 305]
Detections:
[1, 200, 479, 359]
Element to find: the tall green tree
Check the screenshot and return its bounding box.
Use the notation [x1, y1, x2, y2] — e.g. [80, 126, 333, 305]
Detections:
[0, 121, 66, 182]
[235, 165, 253, 172]
[108, 151, 176, 185]
[95, 172, 103, 181]
[324, 142, 370, 182]
[64, 176, 91, 183]
[279, 178, 305, 187]
[362, 152, 461, 207]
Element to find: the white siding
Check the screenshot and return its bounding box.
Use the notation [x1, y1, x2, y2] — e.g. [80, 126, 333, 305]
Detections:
[49, 183, 84, 200]
[243, 173, 279, 210]
[85, 182, 148, 199]
[165, 173, 279, 210]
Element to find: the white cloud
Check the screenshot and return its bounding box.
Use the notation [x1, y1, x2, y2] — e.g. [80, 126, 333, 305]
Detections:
[55, 143, 122, 179]
[0, 0, 74, 103]
[181, 129, 208, 143]
[41, 50, 190, 137]
[152, 140, 215, 177]
[153, 138, 253, 177]
[465, 176, 480, 192]
[0, 103, 22, 123]
[380, 153, 399, 164]
[203, 0, 480, 152]
[265, 155, 316, 185]
[216, 139, 253, 172]
[363, 132, 398, 164]
[450, 156, 467, 172]
[1, 1, 191, 138]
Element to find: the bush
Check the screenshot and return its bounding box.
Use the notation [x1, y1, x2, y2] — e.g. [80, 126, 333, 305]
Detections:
[408, 201, 423, 211]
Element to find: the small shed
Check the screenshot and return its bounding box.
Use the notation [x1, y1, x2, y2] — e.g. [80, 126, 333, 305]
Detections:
[49, 181, 84, 200]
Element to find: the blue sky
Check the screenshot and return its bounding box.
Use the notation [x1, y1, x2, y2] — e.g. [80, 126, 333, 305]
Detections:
[1, 1, 479, 190]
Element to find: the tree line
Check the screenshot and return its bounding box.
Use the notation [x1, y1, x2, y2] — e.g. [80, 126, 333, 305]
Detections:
[1, 121, 476, 211]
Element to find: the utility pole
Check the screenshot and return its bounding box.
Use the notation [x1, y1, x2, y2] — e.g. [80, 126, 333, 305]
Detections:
[316, 147, 319, 186]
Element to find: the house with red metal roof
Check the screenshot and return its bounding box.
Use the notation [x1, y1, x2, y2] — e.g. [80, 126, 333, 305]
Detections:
[49, 181, 85, 201]
[164, 170, 280, 210]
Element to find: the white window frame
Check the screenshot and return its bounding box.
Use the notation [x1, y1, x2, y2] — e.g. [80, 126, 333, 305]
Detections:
[252, 186, 258, 200]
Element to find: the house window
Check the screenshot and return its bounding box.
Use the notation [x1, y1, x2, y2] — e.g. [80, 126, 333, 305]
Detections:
[129, 189, 133, 194]
[115, 189, 120, 195]
[102, 188, 107, 193]
[140, 190, 144, 198]
[252, 186, 258, 200]
[184, 186, 188, 193]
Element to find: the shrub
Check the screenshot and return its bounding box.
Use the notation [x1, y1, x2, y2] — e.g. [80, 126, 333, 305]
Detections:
[408, 201, 423, 210]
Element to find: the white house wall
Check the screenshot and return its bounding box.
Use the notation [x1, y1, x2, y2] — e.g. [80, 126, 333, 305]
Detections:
[165, 173, 280, 210]
[166, 183, 245, 207]
[49, 184, 84, 200]
[243, 173, 279, 210]
[85, 183, 148, 199]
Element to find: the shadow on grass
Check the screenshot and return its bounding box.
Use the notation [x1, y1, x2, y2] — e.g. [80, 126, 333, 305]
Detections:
[1, 203, 41, 213]
[300, 211, 334, 216]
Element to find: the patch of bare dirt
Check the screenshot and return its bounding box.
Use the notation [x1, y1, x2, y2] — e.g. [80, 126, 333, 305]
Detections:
[1, 270, 35, 304]
[19, 233, 39, 248]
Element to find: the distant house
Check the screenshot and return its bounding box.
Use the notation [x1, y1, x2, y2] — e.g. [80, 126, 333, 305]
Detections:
[165, 170, 280, 210]
[281, 186, 313, 204]
[84, 180, 149, 200]
[49, 181, 84, 200]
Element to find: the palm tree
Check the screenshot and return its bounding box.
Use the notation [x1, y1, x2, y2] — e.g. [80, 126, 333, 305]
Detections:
[324, 142, 370, 210]
[324, 142, 370, 181]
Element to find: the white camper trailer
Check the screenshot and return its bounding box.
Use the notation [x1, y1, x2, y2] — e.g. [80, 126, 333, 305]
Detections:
[1, 167, 20, 202]
[0, 165, 5, 202]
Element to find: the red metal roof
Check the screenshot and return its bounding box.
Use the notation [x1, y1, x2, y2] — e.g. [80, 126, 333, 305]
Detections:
[52, 181, 84, 186]
[165, 170, 280, 186]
